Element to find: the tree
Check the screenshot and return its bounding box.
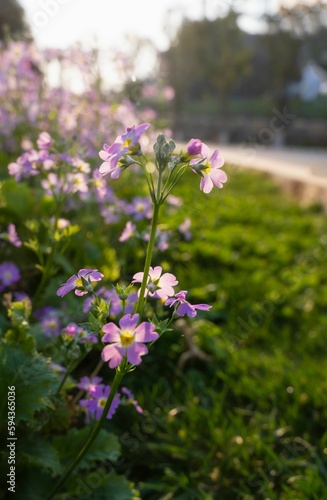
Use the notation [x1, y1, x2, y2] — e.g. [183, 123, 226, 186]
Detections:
[162, 10, 251, 118]
[262, 1, 327, 107]
[0, 0, 31, 41]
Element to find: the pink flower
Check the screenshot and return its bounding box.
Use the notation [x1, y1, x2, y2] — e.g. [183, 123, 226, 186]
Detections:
[132, 266, 178, 299]
[119, 221, 136, 242]
[79, 384, 120, 422]
[118, 123, 150, 148]
[99, 142, 127, 178]
[37, 131, 52, 149]
[187, 138, 203, 156]
[190, 143, 227, 194]
[165, 290, 211, 317]
[57, 269, 104, 297]
[7, 224, 22, 247]
[101, 313, 159, 368]
[99, 123, 150, 179]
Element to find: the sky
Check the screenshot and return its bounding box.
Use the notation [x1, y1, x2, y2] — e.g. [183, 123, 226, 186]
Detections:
[20, 0, 285, 51]
[19, 0, 323, 88]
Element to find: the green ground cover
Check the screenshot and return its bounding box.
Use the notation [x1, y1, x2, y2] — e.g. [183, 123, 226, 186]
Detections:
[111, 167, 327, 499]
[1, 160, 327, 499]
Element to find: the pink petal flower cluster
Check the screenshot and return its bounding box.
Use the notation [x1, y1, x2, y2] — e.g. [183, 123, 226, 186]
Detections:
[99, 123, 150, 178]
[57, 269, 104, 297]
[79, 384, 121, 422]
[188, 140, 227, 194]
[132, 266, 178, 299]
[101, 313, 159, 368]
[78, 377, 143, 422]
[165, 290, 211, 317]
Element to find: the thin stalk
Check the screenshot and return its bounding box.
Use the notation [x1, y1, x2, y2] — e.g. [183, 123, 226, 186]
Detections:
[32, 194, 63, 308]
[46, 368, 125, 500]
[135, 202, 161, 316]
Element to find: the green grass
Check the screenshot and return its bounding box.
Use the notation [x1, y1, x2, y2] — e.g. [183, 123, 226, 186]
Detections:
[111, 167, 327, 499]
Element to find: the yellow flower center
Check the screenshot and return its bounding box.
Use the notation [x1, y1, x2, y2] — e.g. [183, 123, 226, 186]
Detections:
[98, 398, 106, 408]
[75, 277, 83, 287]
[203, 163, 211, 174]
[123, 138, 132, 148]
[120, 331, 134, 347]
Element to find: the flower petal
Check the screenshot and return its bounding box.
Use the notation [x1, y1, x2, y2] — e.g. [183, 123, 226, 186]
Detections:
[134, 322, 159, 342]
[126, 342, 148, 365]
[101, 344, 125, 368]
[132, 271, 144, 283]
[200, 175, 213, 194]
[102, 323, 121, 342]
[149, 266, 162, 280]
[119, 313, 140, 332]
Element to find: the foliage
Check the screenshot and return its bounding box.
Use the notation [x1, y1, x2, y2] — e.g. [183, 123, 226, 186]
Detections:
[0, 38, 327, 500]
[163, 10, 251, 116]
[0, 0, 31, 41]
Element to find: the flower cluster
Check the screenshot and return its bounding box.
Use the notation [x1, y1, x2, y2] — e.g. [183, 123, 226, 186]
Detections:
[57, 269, 104, 297]
[98, 125, 227, 196]
[0, 261, 21, 292]
[78, 376, 142, 422]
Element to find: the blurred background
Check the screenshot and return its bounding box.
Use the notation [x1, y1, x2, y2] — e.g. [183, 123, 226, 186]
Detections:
[2, 0, 327, 146]
[1, 2, 327, 499]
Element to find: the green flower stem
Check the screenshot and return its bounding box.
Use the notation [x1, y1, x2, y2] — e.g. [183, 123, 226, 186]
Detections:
[135, 202, 161, 316]
[46, 367, 126, 500]
[32, 196, 63, 308]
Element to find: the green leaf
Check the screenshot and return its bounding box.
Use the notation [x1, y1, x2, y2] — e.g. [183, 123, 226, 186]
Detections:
[0, 342, 58, 423]
[1, 180, 34, 217]
[150, 315, 173, 335]
[19, 438, 62, 476]
[52, 428, 121, 472]
[65, 471, 137, 500]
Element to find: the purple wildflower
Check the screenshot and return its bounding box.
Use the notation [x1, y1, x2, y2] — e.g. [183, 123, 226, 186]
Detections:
[165, 290, 212, 317]
[37, 131, 52, 150]
[118, 123, 150, 149]
[57, 269, 104, 297]
[101, 313, 159, 368]
[41, 311, 62, 337]
[0, 261, 21, 292]
[7, 224, 22, 247]
[179, 218, 192, 241]
[187, 138, 203, 156]
[99, 142, 128, 178]
[79, 384, 121, 422]
[50, 362, 67, 374]
[190, 143, 227, 194]
[125, 196, 152, 220]
[119, 221, 136, 242]
[77, 376, 103, 393]
[121, 387, 143, 414]
[132, 266, 178, 300]
[99, 123, 150, 179]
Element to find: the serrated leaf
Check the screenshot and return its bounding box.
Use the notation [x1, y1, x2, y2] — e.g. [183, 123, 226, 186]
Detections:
[16, 468, 55, 500]
[19, 438, 62, 476]
[0, 342, 59, 423]
[65, 471, 135, 500]
[52, 428, 121, 472]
